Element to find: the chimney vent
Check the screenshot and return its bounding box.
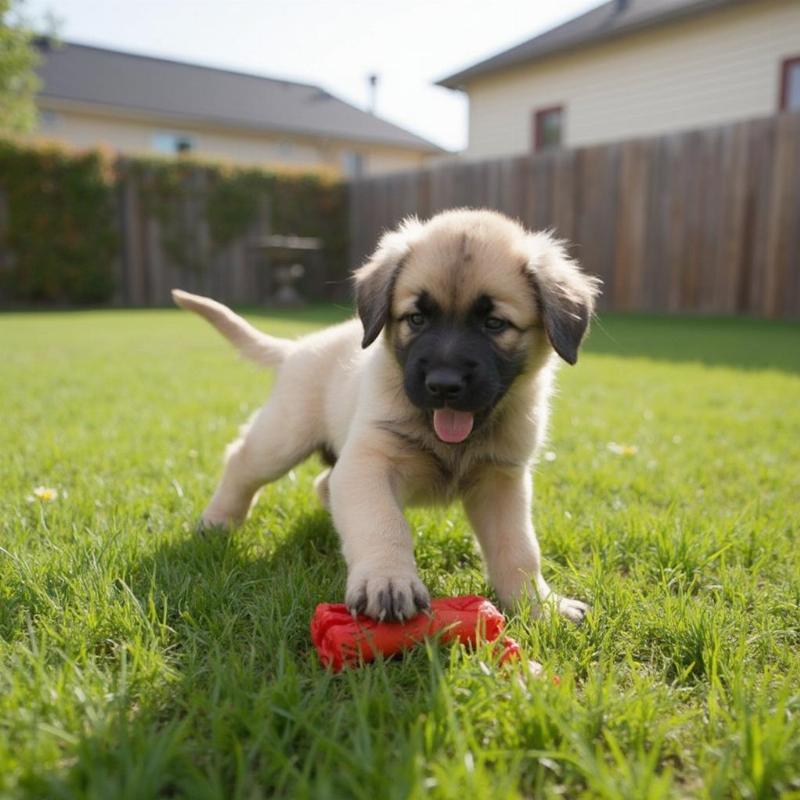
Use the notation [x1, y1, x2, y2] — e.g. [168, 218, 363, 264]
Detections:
[367, 73, 379, 114]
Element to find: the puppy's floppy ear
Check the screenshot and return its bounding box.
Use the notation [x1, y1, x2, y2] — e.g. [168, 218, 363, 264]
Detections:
[353, 217, 423, 348]
[525, 232, 602, 365]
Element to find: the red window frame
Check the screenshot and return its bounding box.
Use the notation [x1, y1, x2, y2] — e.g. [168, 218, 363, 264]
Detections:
[779, 55, 800, 111]
[532, 105, 564, 152]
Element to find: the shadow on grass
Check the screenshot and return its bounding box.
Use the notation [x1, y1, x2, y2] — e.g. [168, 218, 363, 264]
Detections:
[587, 313, 800, 374]
[29, 510, 439, 797]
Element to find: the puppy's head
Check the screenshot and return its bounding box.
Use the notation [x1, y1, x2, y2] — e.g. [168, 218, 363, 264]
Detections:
[354, 209, 600, 444]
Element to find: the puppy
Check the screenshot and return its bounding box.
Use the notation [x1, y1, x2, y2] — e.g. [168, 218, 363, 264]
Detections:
[173, 208, 600, 623]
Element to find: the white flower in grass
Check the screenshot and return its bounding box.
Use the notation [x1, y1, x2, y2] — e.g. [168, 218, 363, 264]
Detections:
[28, 486, 59, 503]
[544, 450, 557, 462]
[607, 442, 638, 457]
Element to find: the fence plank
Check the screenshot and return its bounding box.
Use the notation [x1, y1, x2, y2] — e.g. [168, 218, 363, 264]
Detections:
[614, 140, 647, 310]
[783, 114, 800, 317]
[765, 113, 799, 318]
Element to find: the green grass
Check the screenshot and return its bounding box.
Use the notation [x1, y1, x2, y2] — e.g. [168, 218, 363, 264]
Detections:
[1, 306, 799, 799]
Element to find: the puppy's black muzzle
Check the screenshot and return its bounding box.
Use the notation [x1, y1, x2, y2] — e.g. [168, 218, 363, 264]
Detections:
[401, 326, 502, 415]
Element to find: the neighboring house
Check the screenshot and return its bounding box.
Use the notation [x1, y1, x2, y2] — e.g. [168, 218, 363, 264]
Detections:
[438, 0, 800, 159]
[32, 40, 443, 176]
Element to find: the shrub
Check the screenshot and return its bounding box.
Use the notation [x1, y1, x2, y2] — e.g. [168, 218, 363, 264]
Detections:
[0, 140, 349, 306]
[0, 140, 117, 304]
[119, 158, 348, 292]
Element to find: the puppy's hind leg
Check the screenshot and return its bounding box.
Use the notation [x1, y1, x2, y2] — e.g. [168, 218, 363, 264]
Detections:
[313, 468, 332, 511]
[200, 394, 318, 531]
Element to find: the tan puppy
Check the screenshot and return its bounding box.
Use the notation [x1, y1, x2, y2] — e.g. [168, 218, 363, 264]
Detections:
[173, 209, 600, 623]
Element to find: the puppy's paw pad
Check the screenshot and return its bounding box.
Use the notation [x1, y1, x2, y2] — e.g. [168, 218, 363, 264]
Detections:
[346, 573, 430, 622]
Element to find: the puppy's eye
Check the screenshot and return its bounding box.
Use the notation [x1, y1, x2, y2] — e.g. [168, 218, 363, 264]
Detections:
[407, 312, 426, 330]
[485, 316, 508, 332]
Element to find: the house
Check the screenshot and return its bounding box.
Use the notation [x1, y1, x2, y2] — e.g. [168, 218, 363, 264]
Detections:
[31, 40, 443, 176]
[438, 0, 800, 159]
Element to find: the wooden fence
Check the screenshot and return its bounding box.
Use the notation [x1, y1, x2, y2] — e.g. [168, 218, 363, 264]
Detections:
[114, 166, 268, 307]
[0, 152, 348, 307]
[349, 112, 800, 318]
[114, 165, 348, 307]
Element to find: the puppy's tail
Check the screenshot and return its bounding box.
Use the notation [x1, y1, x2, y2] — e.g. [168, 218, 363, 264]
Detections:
[172, 289, 293, 367]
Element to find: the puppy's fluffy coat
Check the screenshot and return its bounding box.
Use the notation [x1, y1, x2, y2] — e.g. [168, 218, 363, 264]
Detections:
[173, 209, 600, 623]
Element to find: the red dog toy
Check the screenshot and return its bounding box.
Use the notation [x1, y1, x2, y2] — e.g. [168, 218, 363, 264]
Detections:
[311, 594, 525, 671]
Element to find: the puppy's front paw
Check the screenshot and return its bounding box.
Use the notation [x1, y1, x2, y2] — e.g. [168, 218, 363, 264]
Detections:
[555, 595, 590, 623]
[346, 568, 430, 622]
[534, 593, 589, 623]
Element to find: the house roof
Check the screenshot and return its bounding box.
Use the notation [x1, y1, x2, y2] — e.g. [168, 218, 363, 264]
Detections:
[437, 0, 749, 89]
[35, 40, 443, 153]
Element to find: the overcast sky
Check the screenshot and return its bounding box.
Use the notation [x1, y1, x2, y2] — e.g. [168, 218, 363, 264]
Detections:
[26, 0, 601, 152]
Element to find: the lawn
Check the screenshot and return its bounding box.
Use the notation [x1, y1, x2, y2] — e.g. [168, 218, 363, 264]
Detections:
[1, 306, 799, 799]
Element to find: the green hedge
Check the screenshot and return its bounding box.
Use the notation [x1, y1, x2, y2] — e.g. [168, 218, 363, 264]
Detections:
[0, 140, 348, 305]
[120, 157, 348, 284]
[0, 141, 117, 303]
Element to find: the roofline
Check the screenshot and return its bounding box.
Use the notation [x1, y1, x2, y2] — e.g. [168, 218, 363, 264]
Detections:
[35, 38, 446, 153]
[36, 38, 325, 92]
[436, 0, 747, 90]
[38, 94, 445, 154]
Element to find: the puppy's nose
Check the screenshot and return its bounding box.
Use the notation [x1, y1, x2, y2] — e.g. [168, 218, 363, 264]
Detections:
[425, 368, 465, 401]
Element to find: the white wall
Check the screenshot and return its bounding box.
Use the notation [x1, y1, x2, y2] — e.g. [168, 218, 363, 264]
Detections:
[32, 101, 428, 176]
[464, 0, 800, 158]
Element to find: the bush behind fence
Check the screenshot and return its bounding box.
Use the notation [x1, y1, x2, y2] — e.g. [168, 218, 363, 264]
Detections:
[0, 143, 349, 306]
[0, 142, 118, 304]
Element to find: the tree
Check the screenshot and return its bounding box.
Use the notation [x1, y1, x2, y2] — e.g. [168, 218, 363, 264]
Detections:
[0, 0, 40, 135]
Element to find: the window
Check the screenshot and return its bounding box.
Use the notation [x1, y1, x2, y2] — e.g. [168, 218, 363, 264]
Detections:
[780, 56, 800, 111]
[532, 105, 564, 152]
[152, 131, 195, 155]
[342, 150, 365, 178]
[39, 110, 60, 129]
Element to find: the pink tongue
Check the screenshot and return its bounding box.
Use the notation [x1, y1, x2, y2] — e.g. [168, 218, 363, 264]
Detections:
[433, 409, 474, 443]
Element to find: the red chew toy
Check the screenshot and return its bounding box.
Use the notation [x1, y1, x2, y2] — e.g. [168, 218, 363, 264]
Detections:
[311, 594, 519, 671]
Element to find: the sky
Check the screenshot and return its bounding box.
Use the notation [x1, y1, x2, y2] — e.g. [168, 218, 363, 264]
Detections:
[25, 0, 601, 152]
